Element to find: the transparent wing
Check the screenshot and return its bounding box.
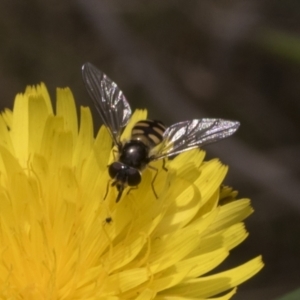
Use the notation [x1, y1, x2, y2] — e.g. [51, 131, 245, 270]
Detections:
[82, 62, 132, 146]
[150, 119, 240, 160]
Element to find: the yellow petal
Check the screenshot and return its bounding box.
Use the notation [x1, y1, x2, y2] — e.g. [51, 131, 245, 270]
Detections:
[56, 87, 78, 145]
[161, 256, 263, 298]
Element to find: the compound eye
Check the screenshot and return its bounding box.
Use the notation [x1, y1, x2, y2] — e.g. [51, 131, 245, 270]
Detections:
[108, 162, 124, 179]
[127, 168, 141, 186]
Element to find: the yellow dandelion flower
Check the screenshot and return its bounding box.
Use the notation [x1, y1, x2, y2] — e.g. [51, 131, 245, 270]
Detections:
[0, 83, 263, 300]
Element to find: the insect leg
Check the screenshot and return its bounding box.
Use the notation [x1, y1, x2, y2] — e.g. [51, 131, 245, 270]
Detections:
[162, 158, 168, 172]
[126, 186, 138, 196]
[147, 165, 159, 199]
[103, 180, 111, 200]
[116, 185, 125, 203]
[112, 148, 119, 161]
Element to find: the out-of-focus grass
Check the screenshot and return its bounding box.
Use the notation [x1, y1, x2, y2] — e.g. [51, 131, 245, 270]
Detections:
[258, 28, 300, 64]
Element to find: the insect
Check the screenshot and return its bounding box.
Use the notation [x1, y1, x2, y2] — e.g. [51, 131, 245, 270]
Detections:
[82, 62, 240, 203]
[104, 216, 113, 224]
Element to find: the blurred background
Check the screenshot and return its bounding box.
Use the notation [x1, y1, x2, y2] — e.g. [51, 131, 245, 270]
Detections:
[0, 0, 299, 299]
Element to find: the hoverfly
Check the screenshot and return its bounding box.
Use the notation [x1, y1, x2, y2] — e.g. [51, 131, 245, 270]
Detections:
[82, 63, 240, 203]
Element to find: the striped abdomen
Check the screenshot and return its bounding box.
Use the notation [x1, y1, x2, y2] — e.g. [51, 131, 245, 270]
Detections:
[131, 120, 166, 148]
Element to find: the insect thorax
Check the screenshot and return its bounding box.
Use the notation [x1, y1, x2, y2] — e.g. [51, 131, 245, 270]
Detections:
[131, 120, 166, 148]
[119, 140, 149, 169]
